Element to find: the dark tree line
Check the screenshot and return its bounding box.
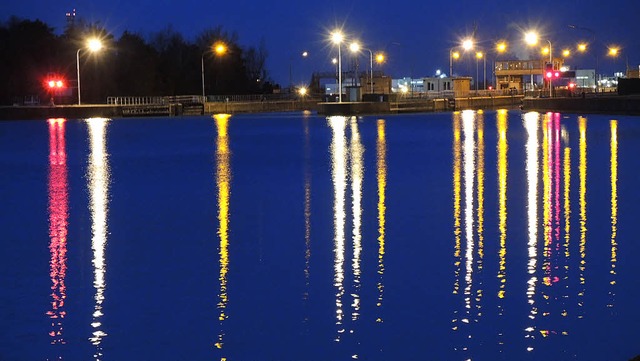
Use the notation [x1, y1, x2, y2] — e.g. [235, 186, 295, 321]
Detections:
[0, 16, 276, 105]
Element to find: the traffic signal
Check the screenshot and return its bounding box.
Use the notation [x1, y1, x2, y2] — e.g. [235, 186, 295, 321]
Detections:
[545, 62, 553, 79]
[47, 79, 65, 89]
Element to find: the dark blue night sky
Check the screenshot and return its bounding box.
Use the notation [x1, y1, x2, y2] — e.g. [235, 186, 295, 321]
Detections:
[2, 0, 638, 86]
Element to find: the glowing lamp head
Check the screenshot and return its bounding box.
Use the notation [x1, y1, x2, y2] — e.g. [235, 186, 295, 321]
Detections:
[578, 43, 587, 52]
[332, 58, 338, 65]
[349, 42, 360, 53]
[87, 39, 102, 52]
[475, 52, 483, 59]
[541, 47, 550, 56]
[331, 31, 343, 45]
[608, 47, 619, 57]
[462, 39, 473, 51]
[452, 51, 460, 60]
[298, 87, 308, 96]
[496, 42, 507, 53]
[524, 31, 539, 46]
[562, 49, 570, 57]
[214, 42, 227, 55]
[375, 53, 385, 64]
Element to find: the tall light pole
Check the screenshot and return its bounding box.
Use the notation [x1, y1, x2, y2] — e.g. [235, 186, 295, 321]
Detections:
[202, 42, 227, 102]
[76, 38, 102, 105]
[525, 31, 552, 97]
[475, 51, 486, 93]
[331, 31, 344, 102]
[350, 42, 375, 94]
[449, 49, 460, 78]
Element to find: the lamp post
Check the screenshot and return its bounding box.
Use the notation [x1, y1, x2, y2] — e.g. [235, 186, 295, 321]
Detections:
[202, 42, 227, 102]
[475, 51, 486, 93]
[76, 38, 102, 105]
[525, 31, 552, 97]
[331, 31, 344, 102]
[449, 48, 460, 78]
[350, 42, 375, 94]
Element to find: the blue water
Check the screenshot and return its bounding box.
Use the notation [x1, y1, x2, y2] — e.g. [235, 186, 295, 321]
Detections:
[1, 111, 639, 361]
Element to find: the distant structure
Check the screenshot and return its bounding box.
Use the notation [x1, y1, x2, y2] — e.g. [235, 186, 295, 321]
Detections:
[65, 8, 76, 29]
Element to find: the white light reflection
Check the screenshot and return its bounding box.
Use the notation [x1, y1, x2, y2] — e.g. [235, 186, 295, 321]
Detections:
[329, 116, 348, 340]
[452, 112, 462, 334]
[86, 117, 111, 359]
[523, 112, 539, 351]
[349, 117, 364, 324]
[462, 109, 475, 325]
[214, 114, 231, 352]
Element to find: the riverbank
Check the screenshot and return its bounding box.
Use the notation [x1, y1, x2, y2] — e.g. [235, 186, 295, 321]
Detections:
[3, 93, 640, 119]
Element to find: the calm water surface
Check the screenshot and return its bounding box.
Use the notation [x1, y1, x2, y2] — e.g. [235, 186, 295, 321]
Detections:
[1, 111, 639, 361]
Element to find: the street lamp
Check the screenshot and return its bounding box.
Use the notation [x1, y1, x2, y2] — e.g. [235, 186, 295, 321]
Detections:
[475, 51, 486, 93]
[449, 38, 473, 78]
[331, 31, 344, 102]
[449, 49, 460, 78]
[494, 41, 507, 90]
[202, 42, 227, 101]
[76, 38, 102, 105]
[350, 42, 375, 94]
[525, 31, 552, 97]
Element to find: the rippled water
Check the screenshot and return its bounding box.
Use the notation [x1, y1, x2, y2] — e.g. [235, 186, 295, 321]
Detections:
[1, 111, 639, 361]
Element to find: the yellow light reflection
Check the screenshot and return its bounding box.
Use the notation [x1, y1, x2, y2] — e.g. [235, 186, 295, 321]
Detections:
[542, 113, 551, 290]
[497, 110, 508, 304]
[214, 114, 231, 351]
[47, 118, 68, 347]
[524, 112, 539, 351]
[86, 117, 111, 359]
[376, 119, 386, 323]
[329, 116, 348, 339]
[350, 117, 364, 323]
[608, 120, 618, 308]
[475, 111, 485, 320]
[578, 116, 587, 317]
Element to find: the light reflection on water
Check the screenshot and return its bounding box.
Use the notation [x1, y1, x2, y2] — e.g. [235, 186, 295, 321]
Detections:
[47, 118, 68, 352]
[1, 110, 637, 360]
[86, 117, 111, 360]
[214, 114, 231, 354]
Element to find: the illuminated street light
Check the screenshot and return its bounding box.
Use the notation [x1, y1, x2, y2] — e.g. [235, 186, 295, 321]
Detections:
[524, 31, 552, 97]
[563, 49, 571, 57]
[450, 38, 473, 78]
[475, 51, 486, 93]
[331, 30, 344, 102]
[350, 41, 376, 94]
[76, 38, 103, 105]
[376, 53, 385, 64]
[578, 43, 587, 53]
[202, 41, 227, 102]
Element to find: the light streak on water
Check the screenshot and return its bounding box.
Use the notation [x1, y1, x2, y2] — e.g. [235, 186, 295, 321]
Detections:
[329, 116, 348, 340]
[86, 117, 111, 360]
[608, 120, 618, 308]
[451, 112, 462, 333]
[475, 111, 485, 322]
[376, 119, 387, 323]
[303, 117, 312, 303]
[47, 118, 68, 350]
[496, 110, 508, 348]
[462, 110, 475, 323]
[578, 117, 587, 317]
[349, 117, 364, 324]
[523, 112, 539, 351]
[214, 114, 231, 353]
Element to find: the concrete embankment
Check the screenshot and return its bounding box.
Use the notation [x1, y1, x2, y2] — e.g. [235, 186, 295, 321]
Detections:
[1, 94, 526, 120]
[522, 95, 640, 115]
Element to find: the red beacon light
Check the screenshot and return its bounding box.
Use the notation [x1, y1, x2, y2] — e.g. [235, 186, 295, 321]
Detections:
[46, 78, 65, 89]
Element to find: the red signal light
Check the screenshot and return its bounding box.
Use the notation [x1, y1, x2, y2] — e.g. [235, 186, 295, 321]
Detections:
[546, 71, 553, 79]
[569, 83, 576, 89]
[48, 80, 56, 88]
[554, 72, 560, 78]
